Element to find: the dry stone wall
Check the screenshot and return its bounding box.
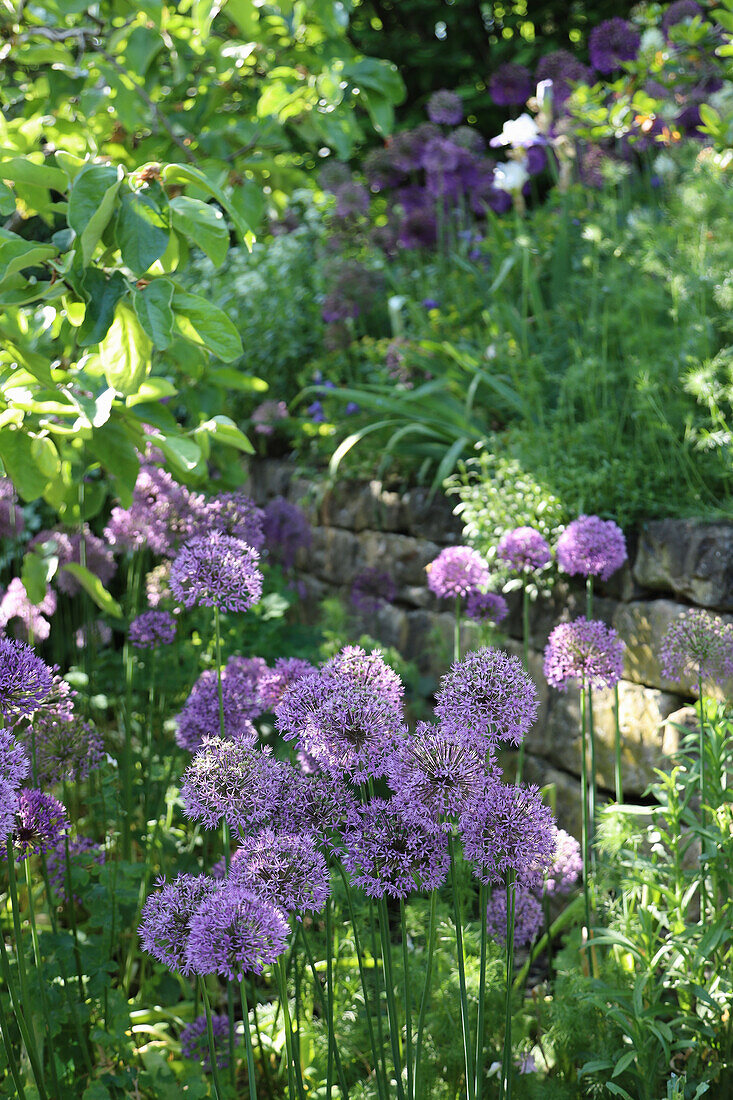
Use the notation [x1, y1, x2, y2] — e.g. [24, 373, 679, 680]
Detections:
[245, 459, 727, 834]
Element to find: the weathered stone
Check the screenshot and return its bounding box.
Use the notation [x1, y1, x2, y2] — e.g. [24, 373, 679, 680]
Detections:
[520, 755, 584, 838]
[634, 519, 733, 610]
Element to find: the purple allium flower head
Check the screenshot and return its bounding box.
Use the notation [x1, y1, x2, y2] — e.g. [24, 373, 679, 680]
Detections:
[659, 609, 733, 685]
[489, 63, 533, 106]
[170, 533, 262, 614]
[105, 465, 197, 558]
[180, 1014, 230, 1071]
[211, 857, 227, 880]
[342, 797, 450, 899]
[388, 722, 488, 827]
[486, 884, 543, 948]
[397, 205, 438, 250]
[0, 638, 53, 724]
[46, 835, 104, 904]
[33, 528, 116, 597]
[535, 51, 592, 106]
[459, 779, 556, 888]
[0, 728, 30, 790]
[185, 885, 289, 981]
[427, 89, 463, 125]
[12, 789, 69, 861]
[589, 18, 641, 72]
[257, 657, 316, 711]
[0, 478, 24, 539]
[252, 400, 289, 436]
[175, 658, 265, 753]
[324, 646, 404, 706]
[229, 830, 330, 917]
[180, 740, 295, 835]
[190, 492, 265, 551]
[28, 712, 105, 787]
[426, 546, 491, 601]
[421, 136, 461, 175]
[333, 181, 370, 219]
[351, 569, 397, 614]
[497, 527, 552, 574]
[0, 579, 57, 643]
[544, 828, 582, 895]
[262, 498, 312, 570]
[139, 874, 218, 975]
[465, 590, 509, 625]
[43, 668, 76, 723]
[0, 780, 19, 849]
[543, 617, 624, 691]
[435, 647, 539, 750]
[422, 298, 440, 310]
[345, 402, 361, 416]
[662, 0, 703, 33]
[146, 562, 172, 608]
[556, 515, 627, 581]
[129, 611, 176, 649]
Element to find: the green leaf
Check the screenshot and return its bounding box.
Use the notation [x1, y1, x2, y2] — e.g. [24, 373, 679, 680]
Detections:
[78, 269, 129, 346]
[170, 196, 229, 267]
[133, 278, 175, 349]
[229, 182, 265, 236]
[209, 367, 267, 392]
[196, 415, 254, 454]
[115, 183, 170, 275]
[0, 180, 15, 216]
[30, 434, 60, 478]
[21, 547, 58, 604]
[156, 432, 202, 473]
[61, 564, 122, 618]
[88, 418, 140, 507]
[0, 157, 68, 192]
[161, 163, 253, 244]
[0, 236, 57, 286]
[172, 289, 243, 361]
[125, 377, 178, 405]
[68, 163, 124, 266]
[0, 430, 51, 500]
[99, 304, 153, 395]
[123, 26, 163, 76]
[0, 337, 55, 388]
[612, 1051, 637, 1077]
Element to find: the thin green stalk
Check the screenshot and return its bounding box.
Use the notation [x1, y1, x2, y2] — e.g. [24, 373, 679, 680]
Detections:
[276, 955, 305, 1100]
[300, 923, 352, 1099]
[5, 840, 35, 1044]
[200, 979, 225, 1100]
[448, 834, 475, 1100]
[0, 981, 27, 1100]
[579, 683, 595, 978]
[369, 900, 388, 1090]
[378, 897, 407, 1100]
[698, 672, 707, 923]
[252, 995, 275, 1100]
[475, 882, 488, 1100]
[586, 576, 593, 620]
[399, 899, 413, 1100]
[335, 867, 378, 1097]
[587, 683, 597, 867]
[499, 871, 516, 1100]
[614, 682, 623, 803]
[414, 888, 437, 1100]
[0, 932, 47, 1100]
[454, 597, 462, 663]
[240, 979, 259, 1100]
[326, 892, 335, 1099]
[22, 860, 61, 1098]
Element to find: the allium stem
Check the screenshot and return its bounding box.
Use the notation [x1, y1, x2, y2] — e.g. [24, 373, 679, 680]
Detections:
[378, 897, 407, 1100]
[579, 683, 595, 979]
[200, 978, 225, 1100]
[475, 881, 488, 1100]
[369, 900, 388, 1089]
[0, 977, 27, 1100]
[586, 684, 597, 866]
[499, 871, 516, 1100]
[698, 673, 708, 924]
[585, 576, 593, 620]
[275, 955, 305, 1100]
[613, 683, 623, 803]
[22, 859, 62, 1098]
[0, 931, 46, 1099]
[251, 995, 276, 1100]
[448, 834, 475, 1100]
[239, 979, 258, 1100]
[399, 899, 413, 1100]
[414, 888, 437, 1100]
[326, 893, 335, 1099]
[336, 867, 379, 1098]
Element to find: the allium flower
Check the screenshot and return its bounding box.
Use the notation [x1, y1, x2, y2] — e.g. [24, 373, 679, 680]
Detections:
[129, 611, 176, 649]
[46, 835, 104, 904]
[351, 568, 397, 614]
[662, 0, 703, 33]
[0, 638, 53, 723]
[283, 771, 358, 848]
[489, 63, 533, 106]
[535, 51, 592, 106]
[191, 492, 265, 551]
[544, 617, 624, 691]
[257, 657, 315, 711]
[252, 400, 289, 436]
[435, 647, 539, 749]
[0, 728, 30, 790]
[75, 619, 112, 649]
[0, 779, 19, 849]
[105, 465, 197, 558]
[388, 723, 488, 826]
[0, 579, 57, 642]
[146, 562, 172, 608]
[342, 798, 450, 899]
[397, 204, 439, 250]
[27, 712, 105, 787]
[486, 885, 543, 948]
[43, 668, 76, 723]
[459, 779, 556, 888]
[262, 498, 312, 570]
[139, 874, 218, 974]
[12, 789, 69, 860]
[0, 478, 24, 539]
[589, 18, 641, 72]
[33, 528, 116, 597]
[544, 828, 582, 895]
[659, 609, 733, 685]
[556, 515, 627, 582]
[333, 181, 370, 219]
[180, 740, 294, 835]
[185, 885, 289, 981]
[465, 590, 509, 625]
[180, 1014, 230, 1071]
[451, 127, 485, 154]
[229, 830, 330, 917]
[175, 657, 265, 753]
[322, 646, 404, 707]
[426, 546, 491, 601]
[427, 89, 463, 125]
[170, 533, 262, 614]
[497, 527, 552, 573]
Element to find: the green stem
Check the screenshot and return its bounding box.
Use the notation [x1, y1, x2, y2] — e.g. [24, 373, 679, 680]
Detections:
[399, 899, 413, 1100]
[698, 673, 707, 923]
[0, 978, 27, 1100]
[326, 892, 335, 1099]
[22, 860, 61, 1098]
[448, 834, 475, 1100]
[517, 584, 531, 782]
[0, 932, 47, 1099]
[414, 888, 437, 1100]
[579, 682, 595, 978]
[586, 576, 593, 620]
[213, 607, 236, 1086]
[200, 978, 225, 1100]
[276, 955, 304, 1100]
[369, 900, 388, 1091]
[378, 897, 407, 1100]
[499, 872, 516, 1100]
[335, 867, 376, 1097]
[475, 882, 488, 1100]
[252, 995, 275, 1100]
[587, 683, 597, 868]
[240, 979, 258, 1100]
[300, 923, 351, 1099]
[613, 682, 623, 804]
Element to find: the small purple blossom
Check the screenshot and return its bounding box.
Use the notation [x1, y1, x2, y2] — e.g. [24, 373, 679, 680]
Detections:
[426, 546, 491, 601]
[46, 836, 104, 904]
[257, 658, 315, 711]
[0, 579, 57, 642]
[435, 647, 539, 750]
[180, 1014, 230, 1071]
[139, 874, 218, 975]
[659, 609, 733, 685]
[0, 478, 24, 539]
[0, 638, 53, 724]
[465, 590, 509, 625]
[486, 885, 543, 948]
[12, 789, 69, 861]
[75, 619, 113, 650]
[185, 885, 289, 981]
[589, 18, 641, 72]
[307, 400, 326, 422]
[262, 498, 312, 570]
[544, 828, 582, 895]
[27, 712, 105, 787]
[105, 465, 198, 558]
[556, 515, 627, 582]
[459, 779, 556, 888]
[388, 723, 488, 827]
[175, 657, 265, 753]
[489, 63, 533, 106]
[351, 569, 397, 615]
[229, 830, 331, 917]
[252, 400, 289, 436]
[427, 89, 463, 126]
[543, 617, 624, 691]
[342, 798, 450, 899]
[170, 533, 262, 614]
[129, 611, 176, 649]
[497, 527, 552, 574]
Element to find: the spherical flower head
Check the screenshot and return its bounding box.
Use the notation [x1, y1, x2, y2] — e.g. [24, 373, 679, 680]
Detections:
[282, 771, 359, 850]
[435, 647, 539, 750]
[543, 617, 624, 691]
[129, 610, 176, 649]
[589, 17, 641, 72]
[489, 63, 533, 106]
[46, 835, 104, 904]
[322, 646, 404, 707]
[497, 527, 552, 574]
[450, 127, 485, 154]
[465, 590, 509, 625]
[175, 657, 264, 753]
[0, 779, 19, 849]
[33, 527, 116, 597]
[12, 788, 69, 861]
[257, 657, 316, 711]
[27, 712, 105, 787]
[105, 464, 196, 558]
[388, 722, 489, 827]
[535, 51, 592, 106]
[659, 609, 733, 685]
[262, 498, 311, 570]
[0, 478, 24, 539]
[0, 727, 30, 789]
[556, 515, 627, 581]
[191, 492, 265, 551]
[185, 885, 289, 981]
[342, 797, 450, 899]
[0, 578, 57, 642]
[0, 638, 53, 724]
[486, 884, 543, 948]
[229, 830, 330, 917]
[459, 778, 556, 888]
[180, 739, 294, 835]
[351, 568, 397, 614]
[426, 546, 491, 601]
[662, 0, 703, 34]
[181, 1014, 230, 1071]
[333, 181, 370, 219]
[170, 533, 262, 614]
[427, 89, 463, 125]
[139, 874, 218, 975]
[544, 828, 582, 895]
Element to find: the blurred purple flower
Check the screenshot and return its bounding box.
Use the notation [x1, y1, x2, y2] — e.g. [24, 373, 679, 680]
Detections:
[427, 89, 463, 126]
[257, 657, 316, 711]
[659, 608, 733, 685]
[129, 610, 176, 649]
[544, 828, 582, 895]
[489, 63, 533, 106]
[262, 498, 311, 570]
[27, 712, 105, 787]
[0, 579, 56, 642]
[589, 18, 641, 72]
[0, 479, 24, 539]
[497, 527, 552, 574]
[175, 657, 265, 753]
[486, 884, 543, 947]
[46, 835, 104, 904]
[252, 400, 289, 436]
[662, 0, 703, 33]
[32, 527, 116, 597]
[535, 51, 592, 106]
[465, 590, 509, 625]
[105, 465, 199, 558]
[351, 568, 396, 614]
[556, 515, 627, 581]
[181, 1013, 230, 1071]
[426, 546, 491, 601]
[191, 492, 265, 551]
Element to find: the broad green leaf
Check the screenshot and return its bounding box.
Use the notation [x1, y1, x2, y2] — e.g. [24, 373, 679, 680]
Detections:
[209, 367, 267, 392]
[229, 182, 264, 236]
[115, 183, 170, 274]
[125, 376, 178, 405]
[0, 430, 50, 500]
[0, 180, 16, 216]
[124, 26, 163, 76]
[161, 163, 253, 244]
[88, 419, 140, 507]
[68, 163, 123, 265]
[0, 338, 55, 387]
[170, 196, 229, 267]
[99, 303, 153, 395]
[21, 547, 58, 604]
[0, 157, 68, 192]
[78, 268, 128, 346]
[172, 289, 243, 361]
[54, 151, 87, 184]
[133, 278, 175, 349]
[196, 415, 254, 454]
[61, 564, 122, 618]
[156, 432, 202, 472]
[0, 236, 57, 286]
[29, 434, 60, 478]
